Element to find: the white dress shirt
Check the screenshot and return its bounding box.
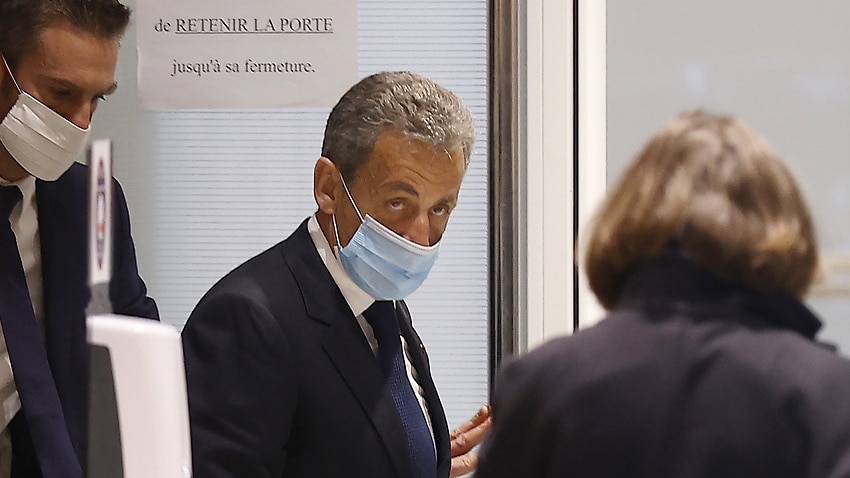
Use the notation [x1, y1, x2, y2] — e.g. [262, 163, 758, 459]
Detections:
[307, 215, 435, 440]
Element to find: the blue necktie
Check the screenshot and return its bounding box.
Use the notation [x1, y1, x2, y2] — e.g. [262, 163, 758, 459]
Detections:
[364, 301, 437, 478]
[0, 185, 80, 477]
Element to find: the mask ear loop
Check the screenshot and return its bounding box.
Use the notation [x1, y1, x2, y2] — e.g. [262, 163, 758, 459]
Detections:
[1, 55, 23, 94]
[331, 169, 364, 251]
[338, 172, 365, 221]
[331, 214, 343, 250]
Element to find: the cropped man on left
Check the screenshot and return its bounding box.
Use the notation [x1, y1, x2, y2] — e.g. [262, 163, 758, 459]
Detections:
[0, 1, 158, 476]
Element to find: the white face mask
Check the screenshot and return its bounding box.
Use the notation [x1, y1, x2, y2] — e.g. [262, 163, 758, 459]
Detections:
[0, 56, 90, 181]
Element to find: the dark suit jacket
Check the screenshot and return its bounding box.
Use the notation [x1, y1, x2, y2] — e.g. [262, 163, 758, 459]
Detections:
[10, 163, 158, 477]
[182, 218, 451, 478]
[477, 252, 850, 478]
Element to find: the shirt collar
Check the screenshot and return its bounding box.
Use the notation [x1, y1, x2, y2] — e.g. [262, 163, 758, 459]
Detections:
[618, 249, 823, 340]
[0, 174, 36, 202]
[0, 174, 34, 188]
[307, 214, 374, 317]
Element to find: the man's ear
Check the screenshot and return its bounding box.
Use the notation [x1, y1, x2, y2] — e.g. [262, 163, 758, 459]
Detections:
[314, 157, 340, 215]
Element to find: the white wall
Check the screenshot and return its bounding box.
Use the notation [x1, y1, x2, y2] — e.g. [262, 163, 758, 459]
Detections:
[520, 0, 575, 351]
[520, 0, 607, 351]
[576, 0, 607, 330]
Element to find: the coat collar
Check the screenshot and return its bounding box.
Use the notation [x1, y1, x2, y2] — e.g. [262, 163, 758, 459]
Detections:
[617, 250, 822, 340]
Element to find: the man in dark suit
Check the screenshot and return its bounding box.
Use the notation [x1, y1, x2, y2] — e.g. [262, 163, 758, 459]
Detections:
[183, 71, 491, 478]
[0, 1, 158, 476]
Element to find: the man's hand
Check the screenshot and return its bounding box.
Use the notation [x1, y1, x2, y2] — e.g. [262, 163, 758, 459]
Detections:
[450, 404, 492, 477]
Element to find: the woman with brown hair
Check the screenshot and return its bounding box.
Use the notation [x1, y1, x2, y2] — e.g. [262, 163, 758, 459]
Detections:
[476, 111, 850, 478]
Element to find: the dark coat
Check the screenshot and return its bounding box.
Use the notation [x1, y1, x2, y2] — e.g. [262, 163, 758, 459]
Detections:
[477, 252, 850, 478]
[182, 219, 451, 478]
[12, 162, 159, 477]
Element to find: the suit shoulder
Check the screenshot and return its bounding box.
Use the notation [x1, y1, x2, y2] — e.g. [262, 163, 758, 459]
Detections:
[42, 162, 127, 198]
[53, 161, 88, 188]
[507, 316, 620, 372]
[497, 335, 583, 391]
[196, 241, 293, 304]
[768, 332, 850, 392]
[494, 312, 655, 401]
[193, 221, 314, 306]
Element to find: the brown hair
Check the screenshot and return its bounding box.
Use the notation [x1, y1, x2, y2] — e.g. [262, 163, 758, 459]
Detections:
[0, 0, 130, 70]
[585, 110, 818, 309]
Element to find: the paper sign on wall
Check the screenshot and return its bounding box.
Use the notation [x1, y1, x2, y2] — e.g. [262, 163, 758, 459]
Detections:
[136, 0, 357, 110]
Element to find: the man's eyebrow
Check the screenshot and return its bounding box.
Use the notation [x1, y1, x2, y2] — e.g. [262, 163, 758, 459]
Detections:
[43, 76, 118, 96]
[441, 193, 459, 207]
[382, 180, 458, 205]
[382, 181, 419, 197]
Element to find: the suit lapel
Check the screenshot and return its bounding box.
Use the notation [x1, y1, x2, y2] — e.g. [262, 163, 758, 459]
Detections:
[396, 301, 451, 476]
[322, 317, 416, 478]
[34, 178, 88, 455]
[281, 221, 417, 478]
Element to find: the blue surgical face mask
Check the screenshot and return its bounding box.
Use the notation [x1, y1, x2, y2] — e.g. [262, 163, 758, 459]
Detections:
[332, 176, 440, 300]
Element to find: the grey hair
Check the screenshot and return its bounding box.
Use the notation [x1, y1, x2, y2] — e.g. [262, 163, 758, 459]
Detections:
[321, 71, 475, 182]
